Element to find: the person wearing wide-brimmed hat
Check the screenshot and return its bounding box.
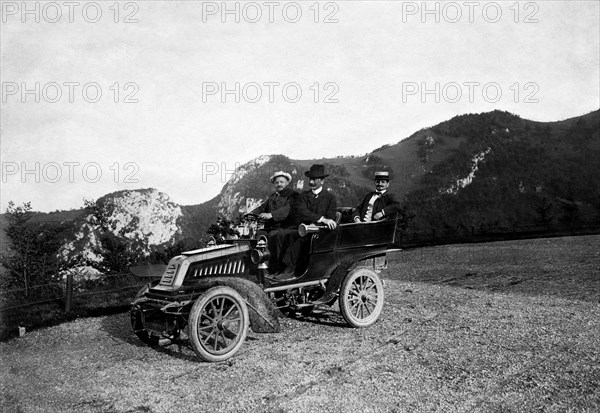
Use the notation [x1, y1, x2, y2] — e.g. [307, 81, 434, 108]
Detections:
[249, 170, 295, 227]
[268, 164, 338, 282]
[353, 170, 401, 223]
[247, 170, 296, 273]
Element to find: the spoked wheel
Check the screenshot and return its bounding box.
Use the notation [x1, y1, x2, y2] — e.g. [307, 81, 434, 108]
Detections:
[339, 268, 384, 328]
[189, 286, 249, 362]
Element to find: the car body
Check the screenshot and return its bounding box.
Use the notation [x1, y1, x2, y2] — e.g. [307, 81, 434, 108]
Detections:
[131, 213, 398, 362]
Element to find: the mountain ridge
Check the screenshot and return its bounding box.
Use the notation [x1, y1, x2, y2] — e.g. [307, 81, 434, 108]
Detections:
[1, 109, 598, 270]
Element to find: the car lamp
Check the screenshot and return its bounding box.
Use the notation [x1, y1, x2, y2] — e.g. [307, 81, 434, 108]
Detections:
[251, 235, 270, 268]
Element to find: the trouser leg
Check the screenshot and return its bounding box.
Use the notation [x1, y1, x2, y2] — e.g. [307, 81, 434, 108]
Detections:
[282, 229, 306, 269]
[267, 229, 285, 273]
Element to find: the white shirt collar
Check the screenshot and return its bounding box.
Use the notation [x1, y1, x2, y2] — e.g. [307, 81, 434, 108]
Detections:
[312, 187, 323, 195]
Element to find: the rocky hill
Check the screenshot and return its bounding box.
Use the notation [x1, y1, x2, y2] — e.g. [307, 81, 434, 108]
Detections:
[2, 109, 598, 272]
[59, 189, 183, 267]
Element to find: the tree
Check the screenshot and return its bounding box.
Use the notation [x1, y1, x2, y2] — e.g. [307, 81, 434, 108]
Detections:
[534, 196, 554, 226]
[557, 197, 581, 229]
[0, 202, 65, 297]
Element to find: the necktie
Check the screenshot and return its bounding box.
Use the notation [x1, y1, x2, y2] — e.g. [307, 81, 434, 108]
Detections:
[363, 192, 381, 222]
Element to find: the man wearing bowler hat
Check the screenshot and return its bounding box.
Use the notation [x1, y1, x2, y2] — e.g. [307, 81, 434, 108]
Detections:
[353, 171, 401, 223]
[268, 164, 338, 282]
[247, 170, 296, 273]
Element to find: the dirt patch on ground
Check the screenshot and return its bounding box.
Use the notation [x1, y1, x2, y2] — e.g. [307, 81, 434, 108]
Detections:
[1, 236, 599, 412]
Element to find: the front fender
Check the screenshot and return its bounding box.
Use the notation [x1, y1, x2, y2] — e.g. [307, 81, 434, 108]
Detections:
[188, 277, 280, 333]
[321, 250, 389, 303]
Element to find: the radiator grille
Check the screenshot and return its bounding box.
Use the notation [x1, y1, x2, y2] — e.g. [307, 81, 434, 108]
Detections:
[190, 258, 245, 278]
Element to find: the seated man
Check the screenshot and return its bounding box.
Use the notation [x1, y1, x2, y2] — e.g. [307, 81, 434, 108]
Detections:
[247, 170, 296, 273]
[269, 164, 337, 281]
[353, 171, 401, 222]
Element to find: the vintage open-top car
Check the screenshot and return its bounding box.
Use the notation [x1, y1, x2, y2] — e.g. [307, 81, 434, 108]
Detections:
[130, 211, 398, 362]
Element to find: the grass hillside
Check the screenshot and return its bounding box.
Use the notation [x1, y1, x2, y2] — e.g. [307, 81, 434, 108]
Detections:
[400, 110, 599, 236]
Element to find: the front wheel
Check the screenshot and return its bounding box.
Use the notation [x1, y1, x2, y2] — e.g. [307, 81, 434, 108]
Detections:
[339, 268, 384, 328]
[189, 286, 249, 362]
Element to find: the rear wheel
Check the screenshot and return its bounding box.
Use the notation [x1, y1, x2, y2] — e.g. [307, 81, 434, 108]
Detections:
[189, 286, 249, 362]
[339, 268, 384, 328]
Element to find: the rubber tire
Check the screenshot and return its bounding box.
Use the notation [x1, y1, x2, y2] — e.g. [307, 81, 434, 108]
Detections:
[189, 286, 249, 362]
[339, 268, 384, 328]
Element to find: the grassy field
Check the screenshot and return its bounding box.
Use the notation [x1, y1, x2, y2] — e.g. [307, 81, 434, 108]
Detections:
[388, 235, 599, 302]
[0, 235, 598, 412]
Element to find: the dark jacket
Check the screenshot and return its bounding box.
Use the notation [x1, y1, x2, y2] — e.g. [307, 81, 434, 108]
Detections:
[250, 187, 295, 229]
[292, 189, 337, 226]
[353, 191, 401, 221]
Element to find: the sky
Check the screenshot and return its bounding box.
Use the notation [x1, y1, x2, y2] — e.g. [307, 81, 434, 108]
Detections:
[1, 0, 599, 212]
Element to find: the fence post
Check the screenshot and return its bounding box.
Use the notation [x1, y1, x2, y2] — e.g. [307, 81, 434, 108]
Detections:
[65, 271, 73, 313]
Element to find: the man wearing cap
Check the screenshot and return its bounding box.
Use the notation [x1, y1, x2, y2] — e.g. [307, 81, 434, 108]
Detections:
[248, 171, 295, 273]
[249, 171, 294, 226]
[269, 164, 338, 281]
[353, 171, 401, 223]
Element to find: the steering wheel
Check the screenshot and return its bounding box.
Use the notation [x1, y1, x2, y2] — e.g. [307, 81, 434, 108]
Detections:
[245, 213, 270, 223]
[243, 213, 260, 222]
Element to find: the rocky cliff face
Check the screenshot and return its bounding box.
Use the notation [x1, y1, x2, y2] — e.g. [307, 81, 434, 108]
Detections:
[61, 189, 182, 265]
[101, 189, 182, 246]
[217, 155, 273, 218]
